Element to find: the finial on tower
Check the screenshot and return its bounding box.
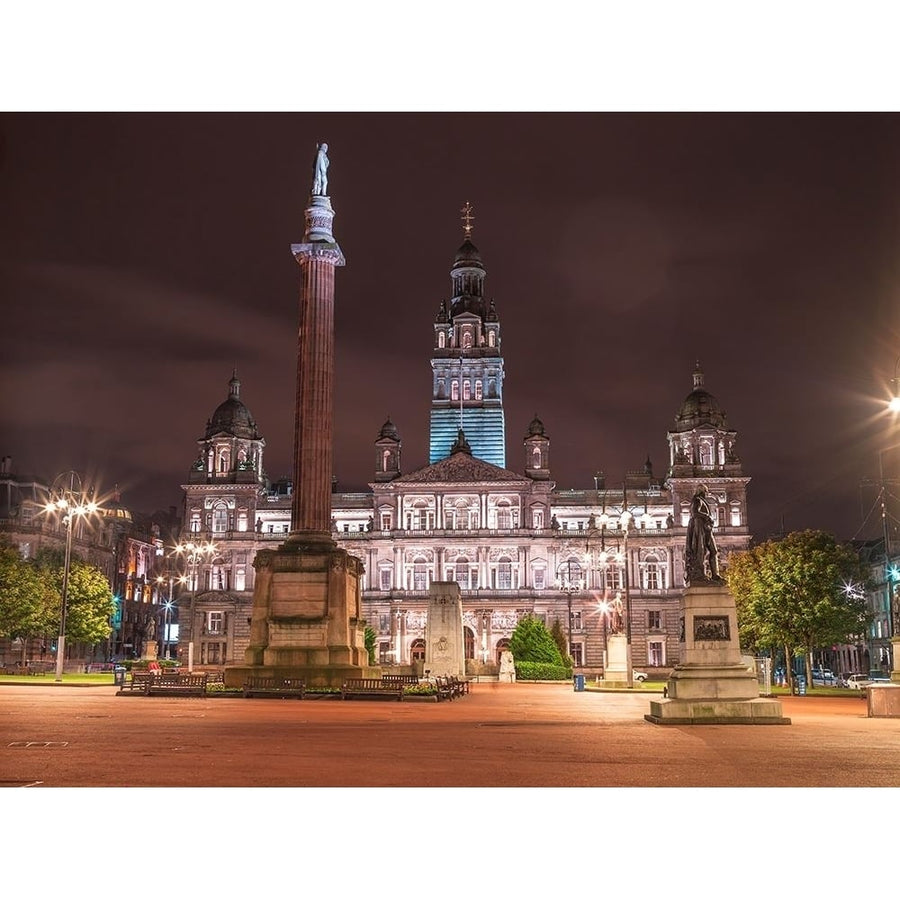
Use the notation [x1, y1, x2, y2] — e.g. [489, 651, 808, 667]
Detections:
[460, 201, 475, 239]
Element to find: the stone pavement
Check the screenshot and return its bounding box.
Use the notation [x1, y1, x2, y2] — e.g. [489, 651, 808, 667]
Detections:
[2, 681, 898, 788]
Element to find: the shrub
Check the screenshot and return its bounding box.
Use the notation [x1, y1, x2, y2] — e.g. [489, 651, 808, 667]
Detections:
[514, 660, 572, 681]
[403, 683, 438, 696]
[509, 615, 567, 666]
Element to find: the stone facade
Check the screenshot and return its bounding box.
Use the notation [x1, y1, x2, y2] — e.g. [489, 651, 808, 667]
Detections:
[173, 229, 753, 678]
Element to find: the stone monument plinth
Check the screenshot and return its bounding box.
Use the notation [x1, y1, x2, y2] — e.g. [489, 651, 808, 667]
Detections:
[646, 582, 790, 725]
[498, 649, 516, 683]
[603, 633, 628, 687]
[424, 582, 465, 678]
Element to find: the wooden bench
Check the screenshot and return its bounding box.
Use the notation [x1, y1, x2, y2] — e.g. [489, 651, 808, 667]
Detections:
[381, 674, 419, 685]
[120, 672, 155, 693]
[242, 677, 306, 699]
[341, 678, 404, 700]
[146, 673, 208, 696]
[434, 676, 455, 701]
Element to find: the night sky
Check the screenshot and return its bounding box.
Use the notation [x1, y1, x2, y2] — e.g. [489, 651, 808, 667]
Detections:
[4, 113, 900, 541]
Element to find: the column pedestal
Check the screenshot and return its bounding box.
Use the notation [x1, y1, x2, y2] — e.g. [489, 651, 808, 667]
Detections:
[603, 633, 629, 687]
[646, 583, 790, 725]
[225, 539, 379, 688]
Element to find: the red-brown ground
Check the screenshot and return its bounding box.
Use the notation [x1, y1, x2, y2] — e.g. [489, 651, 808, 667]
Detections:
[1, 681, 896, 788]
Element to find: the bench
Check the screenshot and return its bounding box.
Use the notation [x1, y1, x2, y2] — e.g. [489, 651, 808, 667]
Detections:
[242, 677, 306, 699]
[434, 676, 455, 701]
[381, 674, 419, 685]
[449, 676, 470, 696]
[146, 673, 208, 696]
[341, 678, 404, 700]
[120, 672, 155, 693]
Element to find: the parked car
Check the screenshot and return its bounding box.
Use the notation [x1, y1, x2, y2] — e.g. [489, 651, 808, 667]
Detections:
[846, 674, 872, 689]
[633, 670, 648, 682]
[812, 668, 835, 685]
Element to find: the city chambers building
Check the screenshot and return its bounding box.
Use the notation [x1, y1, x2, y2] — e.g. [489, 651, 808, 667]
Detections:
[176, 227, 752, 678]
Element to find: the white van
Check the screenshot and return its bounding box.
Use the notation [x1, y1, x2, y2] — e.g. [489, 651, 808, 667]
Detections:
[846, 674, 871, 689]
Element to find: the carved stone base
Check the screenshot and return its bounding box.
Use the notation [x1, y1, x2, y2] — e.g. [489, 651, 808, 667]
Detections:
[603, 633, 629, 687]
[225, 540, 378, 688]
[645, 583, 790, 725]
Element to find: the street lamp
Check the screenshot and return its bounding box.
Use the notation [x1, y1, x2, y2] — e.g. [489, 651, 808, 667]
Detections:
[174, 540, 218, 672]
[43, 471, 102, 683]
[155, 574, 183, 660]
[556, 559, 585, 664]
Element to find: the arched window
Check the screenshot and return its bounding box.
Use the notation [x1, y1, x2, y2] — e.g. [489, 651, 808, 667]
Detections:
[488, 331, 496, 347]
[410, 638, 426, 662]
[382, 449, 393, 472]
[699, 442, 713, 467]
[496, 502, 512, 529]
[730, 503, 741, 526]
[532, 446, 542, 468]
[463, 381, 471, 401]
[218, 449, 230, 473]
[462, 330, 473, 349]
[643, 554, 661, 590]
[438, 331, 446, 348]
[475, 380, 483, 400]
[451, 380, 459, 402]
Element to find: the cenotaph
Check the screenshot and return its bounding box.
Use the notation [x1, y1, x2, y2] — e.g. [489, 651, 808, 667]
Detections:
[646, 485, 790, 725]
[225, 144, 378, 689]
[424, 582, 466, 678]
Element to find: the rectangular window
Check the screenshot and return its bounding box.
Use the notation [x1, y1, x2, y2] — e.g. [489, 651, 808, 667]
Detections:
[380, 513, 392, 530]
[235, 568, 246, 591]
[571, 611, 583, 630]
[207, 612, 223, 634]
[648, 610, 662, 630]
[646, 567, 659, 590]
[649, 641, 664, 666]
[533, 569, 546, 590]
[380, 569, 392, 591]
[532, 509, 544, 529]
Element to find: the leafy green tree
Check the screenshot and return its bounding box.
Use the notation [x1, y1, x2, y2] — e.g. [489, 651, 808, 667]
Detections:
[510, 615, 566, 665]
[726, 530, 871, 690]
[364, 625, 377, 666]
[0, 541, 56, 660]
[34, 548, 115, 646]
[549, 617, 573, 666]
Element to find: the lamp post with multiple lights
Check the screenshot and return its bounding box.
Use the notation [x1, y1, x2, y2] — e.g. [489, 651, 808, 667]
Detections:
[885, 364, 900, 678]
[154, 573, 184, 660]
[43, 471, 102, 682]
[174, 540, 217, 672]
[556, 558, 585, 664]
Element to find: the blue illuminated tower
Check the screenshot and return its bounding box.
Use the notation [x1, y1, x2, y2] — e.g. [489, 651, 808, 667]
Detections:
[429, 204, 506, 466]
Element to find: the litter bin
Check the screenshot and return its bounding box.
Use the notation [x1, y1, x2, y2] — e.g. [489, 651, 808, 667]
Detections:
[114, 666, 127, 687]
[573, 673, 585, 692]
[797, 675, 806, 696]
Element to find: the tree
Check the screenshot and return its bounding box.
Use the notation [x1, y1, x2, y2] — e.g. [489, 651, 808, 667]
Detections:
[726, 529, 872, 690]
[364, 626, 377, 666]
[34, 548, 115, 646]
[549, 617, 572, 665]
[509, 615, 566, 665]
[0, 540, 56, 660]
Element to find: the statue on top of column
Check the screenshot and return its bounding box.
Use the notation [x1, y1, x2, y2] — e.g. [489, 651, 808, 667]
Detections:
[312, 142, 329, 196]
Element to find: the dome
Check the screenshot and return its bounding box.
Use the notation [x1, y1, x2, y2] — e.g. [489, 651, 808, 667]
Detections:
[205, 373, 261, 440]
[526, 414, 546, 437]
[674, 365, 728, 431]
[451, 239, 484, 271]
[378, 418, 400, 441]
